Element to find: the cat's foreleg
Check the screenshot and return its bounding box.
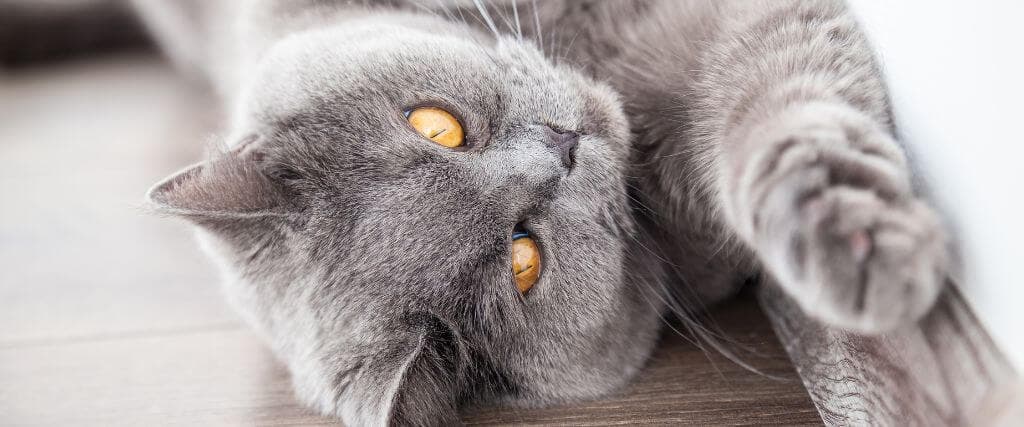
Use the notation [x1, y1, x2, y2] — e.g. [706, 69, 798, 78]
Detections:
[698, 1, 948, 332]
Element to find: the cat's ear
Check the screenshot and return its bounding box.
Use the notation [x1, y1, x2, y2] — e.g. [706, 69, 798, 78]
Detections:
[146, 139, 287, 218]
[337, 313, 464, 425]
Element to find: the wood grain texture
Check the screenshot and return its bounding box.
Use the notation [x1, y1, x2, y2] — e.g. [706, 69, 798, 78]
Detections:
[0, 296, 821, 426]
[760, 284, 1021, 426]
[0, 55, 820, 426]
[462, 295, 821, 426]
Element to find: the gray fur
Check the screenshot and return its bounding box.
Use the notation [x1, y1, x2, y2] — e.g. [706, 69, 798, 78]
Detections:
[143, 0, 948, 424]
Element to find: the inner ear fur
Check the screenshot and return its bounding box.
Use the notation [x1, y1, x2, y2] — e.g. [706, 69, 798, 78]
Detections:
[146, 141, 288, 218]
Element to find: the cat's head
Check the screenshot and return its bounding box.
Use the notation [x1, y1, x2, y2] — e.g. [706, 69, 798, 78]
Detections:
[149, 13, 661, 424]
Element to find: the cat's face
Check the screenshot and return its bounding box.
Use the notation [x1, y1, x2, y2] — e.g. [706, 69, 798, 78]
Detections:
[151, 14, 661, 422]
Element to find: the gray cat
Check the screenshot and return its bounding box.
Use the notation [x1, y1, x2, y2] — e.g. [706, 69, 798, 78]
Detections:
[138, 0, 948, 424]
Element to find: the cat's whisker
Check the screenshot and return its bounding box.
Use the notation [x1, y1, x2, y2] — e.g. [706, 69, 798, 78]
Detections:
[626, 226, 772, 377]
[531, 0, 544, 55]
[547, 22, 560, 63]
[409, 0, 455, 28]
[706, 231, 739, 261]
[454, 4, 470, 28]
[621, 145, 771, 366]
[472, 0, 500, 39]
[628, 255, 732, 379]
[428, 0, 458, 24]
[636, 280, 705, 349]
[559, 29, 582, 64]
[463, 5, 500, 42]
[489, 0, 517, 38]
[625, 192, 657, 219]
[511, 1, 522, 42]
[411, 0, 496, 59]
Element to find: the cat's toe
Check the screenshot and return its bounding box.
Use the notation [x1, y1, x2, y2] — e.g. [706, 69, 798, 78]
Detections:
[793, 189, 948, 333]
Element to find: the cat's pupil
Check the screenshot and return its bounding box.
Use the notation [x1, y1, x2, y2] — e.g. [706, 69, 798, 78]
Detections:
[511, 229, 541, 295]
[407, 106, 465, 148]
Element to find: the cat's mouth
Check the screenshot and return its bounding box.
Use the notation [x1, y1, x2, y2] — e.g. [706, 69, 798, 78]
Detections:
[511, 222, 541, 295]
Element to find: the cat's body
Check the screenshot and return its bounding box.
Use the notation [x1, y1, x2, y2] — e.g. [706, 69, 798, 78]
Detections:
[133, 0, 948, 424]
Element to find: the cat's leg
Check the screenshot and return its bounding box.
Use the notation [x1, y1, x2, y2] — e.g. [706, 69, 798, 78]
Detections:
[695, 1, 947, 332]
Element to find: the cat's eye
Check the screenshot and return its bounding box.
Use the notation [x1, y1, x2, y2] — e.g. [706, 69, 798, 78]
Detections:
[511, 231, 540, 295]
[406, 106, 465, 148]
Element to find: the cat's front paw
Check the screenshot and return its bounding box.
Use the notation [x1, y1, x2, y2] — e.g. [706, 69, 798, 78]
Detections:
[732, 103, 948, 333]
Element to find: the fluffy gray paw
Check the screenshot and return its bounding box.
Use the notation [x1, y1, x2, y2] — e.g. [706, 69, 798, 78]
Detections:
[733, 103, 948, 333]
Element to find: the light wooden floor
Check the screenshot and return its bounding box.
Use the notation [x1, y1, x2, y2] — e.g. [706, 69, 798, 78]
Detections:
[0, 55, 820, 426]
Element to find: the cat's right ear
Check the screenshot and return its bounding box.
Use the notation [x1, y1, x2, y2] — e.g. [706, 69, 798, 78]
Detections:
[146, 139, 288, 220]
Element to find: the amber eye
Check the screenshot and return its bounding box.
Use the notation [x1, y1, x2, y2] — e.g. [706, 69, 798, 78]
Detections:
[511, 232, 541, 295]
[406, 106, 465, 148]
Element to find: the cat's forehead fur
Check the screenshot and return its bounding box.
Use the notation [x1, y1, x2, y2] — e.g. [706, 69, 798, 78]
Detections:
[232, 13, 619, 144]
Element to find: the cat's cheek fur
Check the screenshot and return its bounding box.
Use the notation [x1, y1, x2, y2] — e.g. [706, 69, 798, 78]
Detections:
[198, 228, 465, 425]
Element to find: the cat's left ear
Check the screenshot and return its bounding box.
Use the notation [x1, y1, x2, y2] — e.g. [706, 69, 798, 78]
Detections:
[146, 138, 287, 218]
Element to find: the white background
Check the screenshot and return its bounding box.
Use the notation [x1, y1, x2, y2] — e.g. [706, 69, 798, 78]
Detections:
[848, 1, 1024, 369]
